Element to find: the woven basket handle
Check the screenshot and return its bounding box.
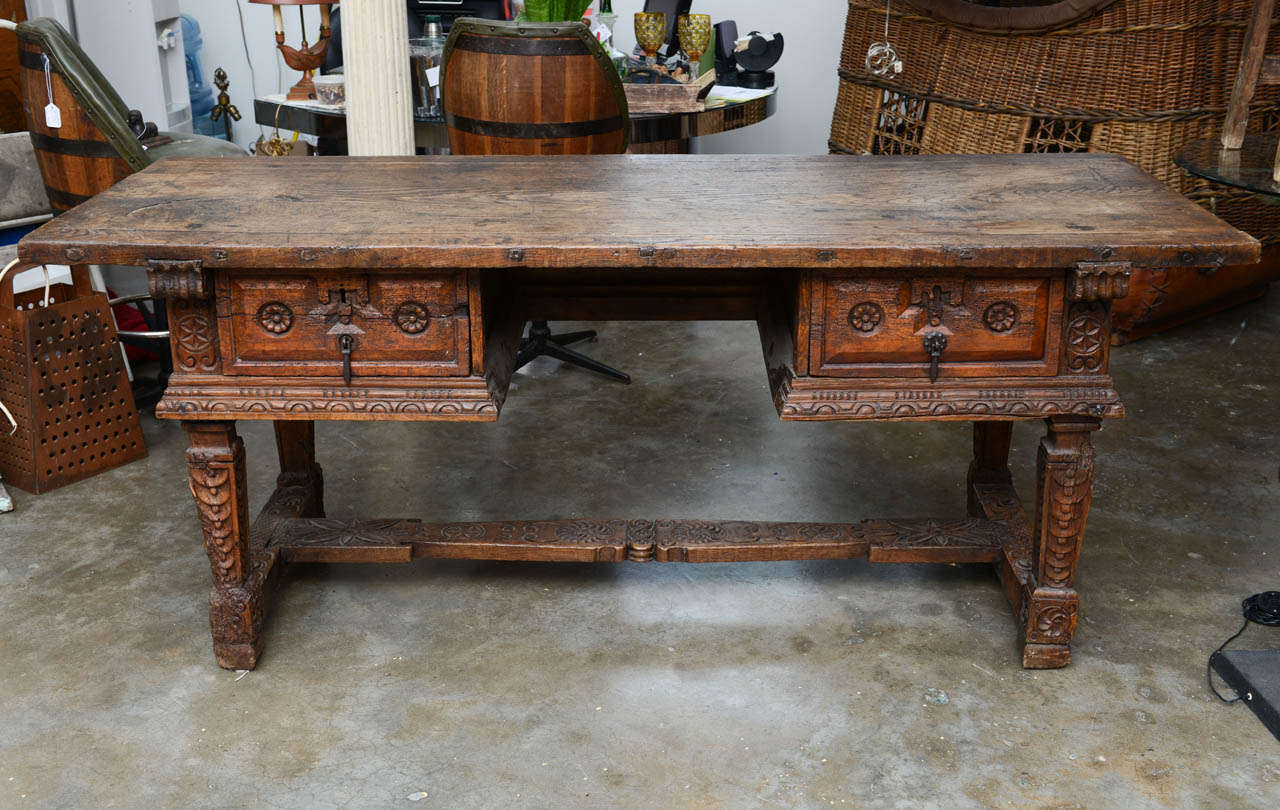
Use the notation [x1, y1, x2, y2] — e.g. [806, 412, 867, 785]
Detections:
[902, 0, 1120, 34]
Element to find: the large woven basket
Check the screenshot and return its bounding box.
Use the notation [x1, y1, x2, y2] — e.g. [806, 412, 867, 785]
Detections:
[829, 0, 1280, 342]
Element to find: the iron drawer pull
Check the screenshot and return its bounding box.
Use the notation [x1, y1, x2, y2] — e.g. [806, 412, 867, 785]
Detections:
[923, 331, 948, 383]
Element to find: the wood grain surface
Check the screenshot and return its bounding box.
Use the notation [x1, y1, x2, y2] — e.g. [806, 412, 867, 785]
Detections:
[18, 154, 1258, 270]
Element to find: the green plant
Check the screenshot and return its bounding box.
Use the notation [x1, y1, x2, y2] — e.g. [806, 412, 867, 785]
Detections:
[520, 0, 594, 22]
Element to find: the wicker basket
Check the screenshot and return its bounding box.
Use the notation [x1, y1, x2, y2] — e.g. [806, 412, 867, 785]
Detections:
[829, 0, 1280, 342]
[0, 263, 146, 494]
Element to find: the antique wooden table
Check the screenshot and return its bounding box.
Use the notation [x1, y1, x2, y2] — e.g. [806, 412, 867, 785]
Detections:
[19, 154, 1257, 670]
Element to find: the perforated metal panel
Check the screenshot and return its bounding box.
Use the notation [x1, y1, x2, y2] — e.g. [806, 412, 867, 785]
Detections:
[0, 283, 146, 493]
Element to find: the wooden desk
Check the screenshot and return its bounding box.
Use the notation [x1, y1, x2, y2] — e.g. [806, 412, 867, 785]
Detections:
[20, 154, 1257, 671]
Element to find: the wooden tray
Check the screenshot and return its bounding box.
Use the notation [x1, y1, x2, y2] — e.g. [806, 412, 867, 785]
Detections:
[624, 70, 715, 114]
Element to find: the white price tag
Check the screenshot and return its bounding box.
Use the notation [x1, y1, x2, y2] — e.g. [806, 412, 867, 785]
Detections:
[41, 54, 60, 128]
[426, 65, 441, 87]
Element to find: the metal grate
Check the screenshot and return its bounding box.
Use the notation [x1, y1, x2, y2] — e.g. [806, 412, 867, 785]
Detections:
[1022, 117, 1093, 153]
[0, 283, 146, 493]
[872, 91, 929, 155]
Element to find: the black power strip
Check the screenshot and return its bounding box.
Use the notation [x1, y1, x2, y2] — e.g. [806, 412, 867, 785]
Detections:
[1208, 591, 1280, 742]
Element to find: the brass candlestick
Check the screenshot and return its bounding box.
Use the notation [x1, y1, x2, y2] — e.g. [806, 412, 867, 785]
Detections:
[210, 68, 242, 141]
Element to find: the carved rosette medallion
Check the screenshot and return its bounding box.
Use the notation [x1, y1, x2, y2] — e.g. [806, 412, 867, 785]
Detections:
[983, 301, 1018, 332]
[394, 301, 431, 334]
[257, 302, 294, 334]
[1033, 603, 1075, 640]
[1023, 590, 1080, 644]
[1065, 302, 1106, 373]
[848, 301, 884, 333]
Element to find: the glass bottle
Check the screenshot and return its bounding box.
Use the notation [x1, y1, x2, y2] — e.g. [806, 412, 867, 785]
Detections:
[410, 15, 446, 119]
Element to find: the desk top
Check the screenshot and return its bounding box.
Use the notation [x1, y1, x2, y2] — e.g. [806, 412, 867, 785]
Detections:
[20, 153, 1258, 270]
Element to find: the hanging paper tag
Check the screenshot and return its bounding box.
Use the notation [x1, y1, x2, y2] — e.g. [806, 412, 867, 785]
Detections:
[426, 65, 440, 88]
[41, 54, 61, 129]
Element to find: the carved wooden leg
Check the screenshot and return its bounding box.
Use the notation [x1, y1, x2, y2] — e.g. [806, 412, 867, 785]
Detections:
[1021, 415, 1100, 669]
[967, 421, 1013, 517]
[274, 421, 324, 518]
[185, 420, 274, 669]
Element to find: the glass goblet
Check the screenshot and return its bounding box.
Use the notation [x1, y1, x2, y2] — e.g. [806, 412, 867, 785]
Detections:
[634, 12, 667, 66]
[677, 14, 712, 78]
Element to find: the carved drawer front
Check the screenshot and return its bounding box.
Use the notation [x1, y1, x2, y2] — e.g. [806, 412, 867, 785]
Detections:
[218, 271, 469, 377]
[810, 272, 1065, 378]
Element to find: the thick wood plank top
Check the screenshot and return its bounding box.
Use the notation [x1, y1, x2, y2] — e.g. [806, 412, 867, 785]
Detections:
[19, 154, 1258, 270]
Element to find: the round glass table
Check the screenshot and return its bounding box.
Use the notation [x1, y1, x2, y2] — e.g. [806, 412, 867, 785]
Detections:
[253, 89, 777, 155]
[1175, 134, 1280, 200]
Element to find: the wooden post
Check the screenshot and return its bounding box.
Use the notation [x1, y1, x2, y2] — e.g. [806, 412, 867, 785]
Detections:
[1222, 0, 1277, 149]
[340, 0, 415, 155]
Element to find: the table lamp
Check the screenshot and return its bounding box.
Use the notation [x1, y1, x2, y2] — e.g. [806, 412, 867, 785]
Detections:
[250, 0, 337, 101]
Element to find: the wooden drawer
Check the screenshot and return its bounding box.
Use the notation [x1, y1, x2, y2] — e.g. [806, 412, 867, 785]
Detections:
[217, 271, 470, 377]
[809, 272, 1065, 378]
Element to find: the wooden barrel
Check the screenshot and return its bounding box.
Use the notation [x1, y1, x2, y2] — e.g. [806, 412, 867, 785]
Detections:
[16, 37, 131, 212]
[442, 19, 629, 155]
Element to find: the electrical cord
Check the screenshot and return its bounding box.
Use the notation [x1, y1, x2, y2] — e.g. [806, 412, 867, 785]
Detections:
[235, 0, 267, 140]
[1208, 591, 1280, 703]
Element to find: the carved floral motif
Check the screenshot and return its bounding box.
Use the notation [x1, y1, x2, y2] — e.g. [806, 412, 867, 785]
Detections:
[983, 301, 1018, 332]
[864, 518, 1005, 549]
[1033, 603, 1076, 640]
[848, 302, 884, 333]
[172, 301, 219, 371]
[1065, 302, 1106, 373]
[257, 302, 294, 334]
[394, 301, 431, 334]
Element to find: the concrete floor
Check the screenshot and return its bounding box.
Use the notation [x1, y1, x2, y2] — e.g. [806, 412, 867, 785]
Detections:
[2, 293, 1278, 809]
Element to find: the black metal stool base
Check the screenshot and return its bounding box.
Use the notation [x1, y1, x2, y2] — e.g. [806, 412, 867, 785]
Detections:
[514, 321, 631, 384]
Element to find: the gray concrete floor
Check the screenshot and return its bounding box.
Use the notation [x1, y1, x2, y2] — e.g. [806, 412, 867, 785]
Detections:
[2, 293, 1279, 809]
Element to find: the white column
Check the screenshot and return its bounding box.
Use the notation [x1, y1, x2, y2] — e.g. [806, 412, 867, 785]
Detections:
[340, 0, 414, 156]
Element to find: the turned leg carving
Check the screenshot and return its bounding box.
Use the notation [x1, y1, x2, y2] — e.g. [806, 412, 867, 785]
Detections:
[274, 421, 324, 518]
[185, 420, 275, 670]
[1021, 415, 1100, 669]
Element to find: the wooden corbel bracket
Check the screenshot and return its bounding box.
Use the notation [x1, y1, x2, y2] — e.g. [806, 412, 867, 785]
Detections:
[148, 259, 209, 300]
[1071, 262, 1131, 302]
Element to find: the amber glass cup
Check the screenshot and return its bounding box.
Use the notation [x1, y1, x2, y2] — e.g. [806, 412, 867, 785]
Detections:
[677, 14, 712, 78]
[634, 12, 667, 65]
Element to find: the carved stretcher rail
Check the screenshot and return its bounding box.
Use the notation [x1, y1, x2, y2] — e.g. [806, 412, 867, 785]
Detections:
[261, 514, 1016, 565]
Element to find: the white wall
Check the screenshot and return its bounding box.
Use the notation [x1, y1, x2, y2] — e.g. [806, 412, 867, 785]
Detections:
[178, 0, 325, 150]
[179, 0, 846, 154]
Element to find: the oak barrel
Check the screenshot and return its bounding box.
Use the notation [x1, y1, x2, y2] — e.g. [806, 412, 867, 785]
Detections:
[16, 36, 131, 212]
[442, 18, 629, 155]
